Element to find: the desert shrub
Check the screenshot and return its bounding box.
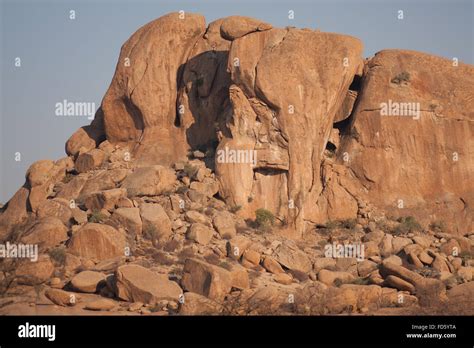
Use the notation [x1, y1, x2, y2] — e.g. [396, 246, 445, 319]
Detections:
[62, 172, 75, 184]
[219, 261, 233, 271]
[325, 220, 339, 231]
[229, 205, 242, 213]
[143, 225, 158, 241]
[152, 251, 174, 265]
[176, 186, 188, 194]
[393, 216, 421, 234]
[391, 71, 410, 84]
[49, 246, 67, 265]
[341, 218, 357, 230]
[351, 277, 371, 286]
[183, 163, 198, 179]
[459, 251, 472, 265]
[255, 208, 275, 231]
[429, 220, 446, 232]
[88, 210, 107, 223]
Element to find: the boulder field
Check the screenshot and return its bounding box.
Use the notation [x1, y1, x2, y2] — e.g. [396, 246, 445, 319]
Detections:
[0, 13, 472, 315]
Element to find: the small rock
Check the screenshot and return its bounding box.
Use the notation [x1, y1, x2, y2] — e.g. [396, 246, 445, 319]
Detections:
[84, 298, 116, 311]
[186, 223, 214, 245]
[274, 273, 293, 285]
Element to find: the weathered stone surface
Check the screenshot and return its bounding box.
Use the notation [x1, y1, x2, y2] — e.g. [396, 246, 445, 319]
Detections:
[186, 223, 213, 245]
[102, 12, 206, 165]
[139, 203, 172, 242]
[107, 207, 142, 238]
[66, 109, 105, 157]
[179, 292, 224, 315]
[181, 258, 233, 301]
[15, 255, 55, 285]
[84, 298, 116, 311]
[339, 50, 474, 234]
[68, 223, 127, 261]
[212, 211, 236, 239]
[21, 217, 68, 249]
[84, 188, 127, 212]
[220, 16, 272, 40]
[121, 166, 176, 197]
[45, 288, 77, 307]
[36, 198, 73, 225]
[217, 27, 364, 232]
[262, 256, 285, 274]
[273, 242, 312, 273]
[318, 269, 355, 286]
[75, 149, 106, 173]
[71, 271, 106, 293]
[115, 264, 182, 304]
[385, 275, 416, 293]
[226, 236, 252, 260]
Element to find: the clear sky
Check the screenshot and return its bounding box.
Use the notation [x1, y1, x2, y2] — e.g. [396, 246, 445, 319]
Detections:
[1, 0, 473, 203]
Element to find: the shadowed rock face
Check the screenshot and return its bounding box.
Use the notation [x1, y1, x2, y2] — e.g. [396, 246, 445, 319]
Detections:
[3, 12, 471, 238]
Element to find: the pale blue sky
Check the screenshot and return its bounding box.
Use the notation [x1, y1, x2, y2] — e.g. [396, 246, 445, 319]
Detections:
[1, 0, 473, 202]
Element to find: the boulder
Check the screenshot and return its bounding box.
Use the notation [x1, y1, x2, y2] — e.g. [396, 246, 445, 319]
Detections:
[45, 288, 77, 307]
[102, 12, 206, 165]
[318, 269, 355, 286]
[181, 258, 233, 301]
[139, 203, 172, 242]
[71, 271, 106, 293]
[21, 217, 68, 249]
[107, 207, 142, 238]
[84, 298, 116, 311]
[121, 166, 176, 197]
[220, 16, 272, 40]
[68, 223, 127, 261]
[15, 255, 55, 285]
[273, 242, 312, 273]
[115, 264, 182, 304]
[186, 223, 214, 245]
[262, 256, 285, 274]
[212, 211, 236, 239]
[75, 149, 106, 173]
[84, 188, 127, 212]
[226, 236, 252, 260]
[36, 198, 73, 225]
[179, 292, 223, 315]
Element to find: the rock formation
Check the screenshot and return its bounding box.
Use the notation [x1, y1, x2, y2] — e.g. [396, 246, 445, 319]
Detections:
[0, 12, 472, 316]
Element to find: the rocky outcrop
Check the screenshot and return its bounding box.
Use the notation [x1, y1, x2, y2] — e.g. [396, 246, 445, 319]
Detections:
[337, 50, 474, 235]
[1, 12, 474, 317]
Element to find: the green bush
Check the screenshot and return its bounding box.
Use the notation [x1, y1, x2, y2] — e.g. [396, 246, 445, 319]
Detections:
[62, 172, 74, 184]
[143, 225, 158, 241]
[49, 246, 67, 265]
[393, 216, 421, 234]
[255, 208, 275, 230]
[88, 210, 107, 223]
[229, 205, 242, 213]
[429, 220, 446, 232]
[341, 219, 357, 230]
[391, 71, 410, 84]
[183, 163, 199, 179]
